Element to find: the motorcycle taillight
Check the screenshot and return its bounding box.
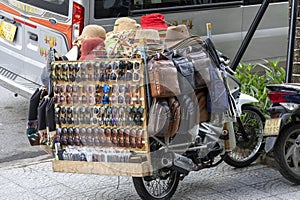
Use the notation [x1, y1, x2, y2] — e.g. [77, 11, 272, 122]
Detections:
[267, 91, 291, 104]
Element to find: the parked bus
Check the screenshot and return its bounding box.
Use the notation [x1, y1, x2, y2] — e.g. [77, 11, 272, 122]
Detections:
[0, 0, 288, 98]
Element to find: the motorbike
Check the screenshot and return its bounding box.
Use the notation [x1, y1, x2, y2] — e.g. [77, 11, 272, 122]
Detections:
[264, 83, 300, 184]
[132, 38, 265, 200]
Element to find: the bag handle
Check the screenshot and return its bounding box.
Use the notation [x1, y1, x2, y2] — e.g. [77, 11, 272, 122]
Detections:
[202, 38, 222, 68]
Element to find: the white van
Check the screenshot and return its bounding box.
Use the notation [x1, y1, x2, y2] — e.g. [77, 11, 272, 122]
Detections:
[0, 0, 288, 98]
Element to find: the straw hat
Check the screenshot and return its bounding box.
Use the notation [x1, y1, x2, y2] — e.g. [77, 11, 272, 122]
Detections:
[164, 25, 190, 49]
[134, 29, 163, 54]
[73, 25, 107, 47]
[113, 17, 140, 33]
[134, 29, 161, 45]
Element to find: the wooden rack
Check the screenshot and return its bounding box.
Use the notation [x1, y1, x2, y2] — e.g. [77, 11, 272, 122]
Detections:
[50, 58, 152, 176]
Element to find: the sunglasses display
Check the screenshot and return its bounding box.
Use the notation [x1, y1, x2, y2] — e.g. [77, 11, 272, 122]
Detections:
[51, 59, 147, 153]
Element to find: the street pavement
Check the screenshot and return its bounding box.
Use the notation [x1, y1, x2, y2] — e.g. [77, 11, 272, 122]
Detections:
[0, 157, 300, 200]
[0, 81, 299, 200]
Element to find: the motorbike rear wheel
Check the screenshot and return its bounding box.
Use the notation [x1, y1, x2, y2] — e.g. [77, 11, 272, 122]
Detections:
[273, 123, 300, 184]
[224, 104, 265, 168]
[132, 169, 180, 200]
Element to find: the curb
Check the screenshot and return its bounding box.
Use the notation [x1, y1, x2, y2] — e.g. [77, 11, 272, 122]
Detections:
[0, 154, 52, 170]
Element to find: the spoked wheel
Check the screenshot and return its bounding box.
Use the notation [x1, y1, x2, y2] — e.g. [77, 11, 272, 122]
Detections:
[132, 168, 180, 200]
[224, 105, 265, 168]
[274, 123, 300, 184]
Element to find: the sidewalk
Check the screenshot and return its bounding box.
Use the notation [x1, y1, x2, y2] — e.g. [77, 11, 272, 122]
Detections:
[0, 157, 300, 200]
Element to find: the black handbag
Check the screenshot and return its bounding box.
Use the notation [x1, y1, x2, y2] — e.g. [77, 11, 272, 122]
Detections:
[172, 57, 195, 93]
[28, 88, 42, 121]
[46, 97, 55, 132]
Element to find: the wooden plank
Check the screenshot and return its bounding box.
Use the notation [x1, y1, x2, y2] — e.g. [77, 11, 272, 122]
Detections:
[52, 160, 152, 177]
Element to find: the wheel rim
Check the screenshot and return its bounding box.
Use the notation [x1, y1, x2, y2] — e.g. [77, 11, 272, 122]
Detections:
[142, 169, 178, 198]
[283, 130, 300, 174]
[228, 109, 264, 162]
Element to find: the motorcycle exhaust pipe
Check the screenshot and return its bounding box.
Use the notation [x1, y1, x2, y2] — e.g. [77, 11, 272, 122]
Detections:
[161, 152, 198, 174]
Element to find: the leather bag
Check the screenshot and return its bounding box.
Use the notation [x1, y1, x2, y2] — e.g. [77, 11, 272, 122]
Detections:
[196, 90, 209, 123]
[167, 97, 181, 137]
[148, 56, 181, 97]
[172, 57, 195, 93]
[148, 98, 171, 137]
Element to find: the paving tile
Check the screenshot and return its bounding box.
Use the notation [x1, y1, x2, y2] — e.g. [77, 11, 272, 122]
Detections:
[1, 160, 300, 199]
[276, 190, 300, 200]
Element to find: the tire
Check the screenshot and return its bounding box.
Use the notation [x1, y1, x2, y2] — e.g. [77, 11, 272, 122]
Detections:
[132, 169, 180, 200]
[224, 104, 265, 168]
[273, 123, 300, 184]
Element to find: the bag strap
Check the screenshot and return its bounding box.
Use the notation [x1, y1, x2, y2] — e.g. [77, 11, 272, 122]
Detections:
[168, 35, 203, 52]
[202, 38, 221, 68]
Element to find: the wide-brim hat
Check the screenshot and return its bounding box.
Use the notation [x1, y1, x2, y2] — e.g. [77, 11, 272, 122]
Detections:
[73, 25, 107, 47]
[113, 17, 140, 33]
[79, 37, 106, 60]
[134, 29, 164, 54]
[134, 29, 161, 44]
[164, 24, 190, 49]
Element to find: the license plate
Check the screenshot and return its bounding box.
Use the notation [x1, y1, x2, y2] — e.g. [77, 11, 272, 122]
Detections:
[0, 20, 17, 42]
[264, 118, 281, 136]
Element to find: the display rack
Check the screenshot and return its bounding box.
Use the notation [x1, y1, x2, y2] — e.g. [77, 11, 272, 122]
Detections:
[50, 57, 152, 177]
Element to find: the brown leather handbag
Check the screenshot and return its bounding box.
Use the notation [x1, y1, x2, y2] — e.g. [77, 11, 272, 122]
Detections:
[196, 90, 209, 123]
[167, 97, 181, 137]
[148, 56, 181, 98]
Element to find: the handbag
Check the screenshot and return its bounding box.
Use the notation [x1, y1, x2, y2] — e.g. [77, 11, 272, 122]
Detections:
[167, 97, 181, 137]
[148, 55, 181, 97]
[186, 47, 209, 89]
[203, 38, 229, 113]
[172, 57, 195, 93]
[178, 94, 198, 132]
[38, 97, 49, 145]
[46, 98, 56, 148]
[147, 98, 171, 137]
[26, 87, 47, 146]
[196, 89, 209, 123]
[206, 66, 228, 113]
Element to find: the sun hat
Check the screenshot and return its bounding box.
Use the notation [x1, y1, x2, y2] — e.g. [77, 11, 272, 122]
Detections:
[134, 29, 162, 44]
[164, 24, 191, 49]
[73, 25, 107, 47]
[113, 17, 140, 33]
[141, 13, 168, 39]
[134, 29, 164, 54]
[79, 38, 106, 60]
[141, 13, 168, 30]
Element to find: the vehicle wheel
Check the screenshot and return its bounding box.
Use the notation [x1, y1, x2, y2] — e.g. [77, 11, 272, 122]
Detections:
[224, 104, 265, 168]
[132, 168, 180, 200]
[273, 123, 300, 184]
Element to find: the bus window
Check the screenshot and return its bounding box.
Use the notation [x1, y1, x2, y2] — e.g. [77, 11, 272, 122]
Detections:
[131, 0, 242, 10]
[244, 0, 287, 5]
[16, 0, 69, 16]
[94, 0, 130, 19]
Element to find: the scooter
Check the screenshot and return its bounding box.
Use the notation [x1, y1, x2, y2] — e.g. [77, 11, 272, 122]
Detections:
[264, 83, 300, 184]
